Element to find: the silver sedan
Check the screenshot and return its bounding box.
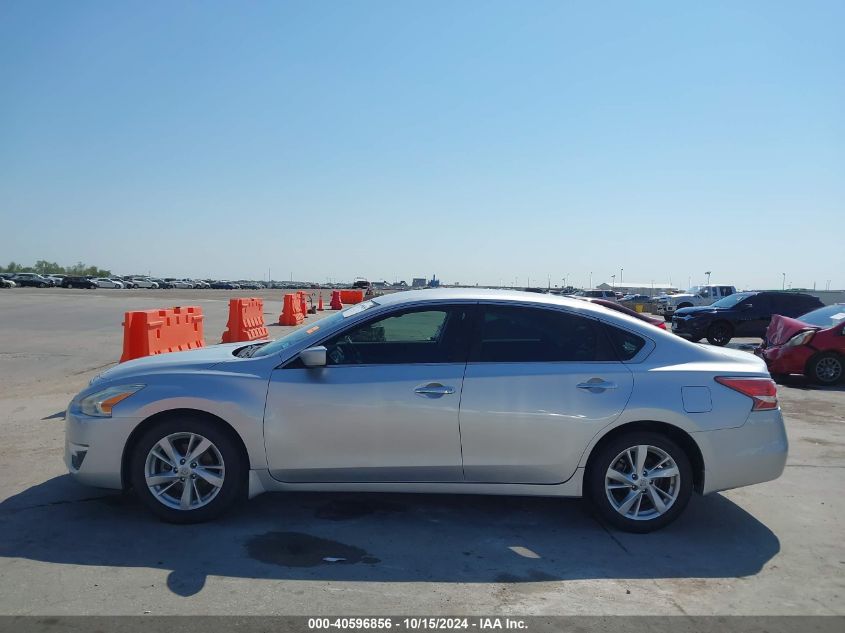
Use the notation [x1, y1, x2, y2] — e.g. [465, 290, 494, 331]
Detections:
[65, 289, 787, 532]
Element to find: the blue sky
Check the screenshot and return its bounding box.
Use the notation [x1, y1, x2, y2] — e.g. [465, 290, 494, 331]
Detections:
[1, 1, 843, 289]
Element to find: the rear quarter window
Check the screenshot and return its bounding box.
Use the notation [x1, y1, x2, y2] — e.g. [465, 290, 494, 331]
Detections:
[603, 325, 647, 361]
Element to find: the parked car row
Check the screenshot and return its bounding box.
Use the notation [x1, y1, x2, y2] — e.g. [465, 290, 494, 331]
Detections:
[0, 274, 276, 290]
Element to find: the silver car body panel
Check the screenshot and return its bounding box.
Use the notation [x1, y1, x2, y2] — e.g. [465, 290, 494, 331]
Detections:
[265, 363, 466, 482]
[65, 288, 787, 500]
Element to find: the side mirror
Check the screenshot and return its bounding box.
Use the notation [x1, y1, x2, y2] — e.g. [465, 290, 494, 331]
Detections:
[299, 346, 327, 368]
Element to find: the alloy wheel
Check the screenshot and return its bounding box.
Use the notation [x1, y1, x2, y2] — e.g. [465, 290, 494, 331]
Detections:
[605, 445, 681, 521]
[815, 356, 842, 383]
[144, 432, 225, 511]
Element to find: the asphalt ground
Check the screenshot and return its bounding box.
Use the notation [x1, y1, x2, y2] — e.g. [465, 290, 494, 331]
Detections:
[0, 288, 842, 615]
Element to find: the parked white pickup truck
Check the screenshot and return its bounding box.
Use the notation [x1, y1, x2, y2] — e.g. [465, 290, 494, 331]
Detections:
[657, 284, 737, 319]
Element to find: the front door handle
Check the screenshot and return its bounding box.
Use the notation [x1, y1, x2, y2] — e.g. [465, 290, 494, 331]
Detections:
[414, 383, 456, 397]
[576, 379, 618, 391]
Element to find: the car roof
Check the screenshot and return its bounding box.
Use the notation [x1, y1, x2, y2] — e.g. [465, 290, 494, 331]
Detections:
[372, 288, 655, 326]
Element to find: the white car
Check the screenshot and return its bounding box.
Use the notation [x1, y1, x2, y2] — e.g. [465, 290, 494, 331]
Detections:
[168, 279, 194, 289]
[0, 275, 16, 288]
[130, 278, 159, 289]
[65, 289, 787, 532]
[93, 278, 124, 289]
[658, 285, 737, 318]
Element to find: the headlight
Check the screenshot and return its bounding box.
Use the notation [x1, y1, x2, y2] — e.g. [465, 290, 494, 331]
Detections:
[784, 330, 815, 348]
[78, 385, 144, 417]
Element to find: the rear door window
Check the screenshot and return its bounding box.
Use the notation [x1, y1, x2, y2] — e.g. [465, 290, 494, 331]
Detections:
[469, 305, 615, 362]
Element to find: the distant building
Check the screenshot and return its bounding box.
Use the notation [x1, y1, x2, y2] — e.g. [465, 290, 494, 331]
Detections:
[412, 278, 427, 288]
[596, 282, 677, 295]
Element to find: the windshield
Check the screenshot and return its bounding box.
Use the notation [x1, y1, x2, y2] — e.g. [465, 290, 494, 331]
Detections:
[798, 304, 845, 328]
[711, 293, 753, 309]
[251, 300, 380, 357]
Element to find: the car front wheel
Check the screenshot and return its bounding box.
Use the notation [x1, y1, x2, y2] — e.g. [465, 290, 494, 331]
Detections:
[130, 416, 245, 523]
[706, 322, 733, 346]
[587, 432, 693, 533]
[807, 352, 843, 386]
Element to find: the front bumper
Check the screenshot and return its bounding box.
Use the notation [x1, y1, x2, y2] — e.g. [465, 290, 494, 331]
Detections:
[671, 316, 708, 339]
[755, 344, 813, 376]
[693, 408, 788, 494]
[65, 406, 139, 489]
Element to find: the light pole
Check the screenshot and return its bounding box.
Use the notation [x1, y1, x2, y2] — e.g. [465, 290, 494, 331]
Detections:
[620, 268, 623, 285]
[705, 271, 711, 285]
[782, 272, 786, 290]
[611, 274, 616, 290]
[589, 272, 592, 289]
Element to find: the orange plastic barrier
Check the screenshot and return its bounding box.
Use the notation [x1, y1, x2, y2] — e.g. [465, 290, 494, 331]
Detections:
[340, 289, 364, 304]
[279, 293, 305, 326]
[297, 291, 308, 316]
[120, 306, 205, 363]
[317, 293, 324, 311]
[221, 297, 269, 343]
[330, 290, 343, 310]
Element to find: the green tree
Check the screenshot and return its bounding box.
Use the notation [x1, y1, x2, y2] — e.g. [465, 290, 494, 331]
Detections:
[34, 260, 63, 275]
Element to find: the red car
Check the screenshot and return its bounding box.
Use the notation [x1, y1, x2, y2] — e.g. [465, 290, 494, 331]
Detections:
[756, 303, 845, 385]
[578, 298, 667, 330]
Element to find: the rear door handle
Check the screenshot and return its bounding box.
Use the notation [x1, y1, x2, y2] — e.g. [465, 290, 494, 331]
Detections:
[576, 380, 618, 391]
[414, 383, 455, 397]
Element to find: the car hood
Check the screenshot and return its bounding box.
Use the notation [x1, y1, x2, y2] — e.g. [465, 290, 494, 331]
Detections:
[674, 306, 720, 317]
[765, 314, 817, 346]
[93, 343, 247, 384]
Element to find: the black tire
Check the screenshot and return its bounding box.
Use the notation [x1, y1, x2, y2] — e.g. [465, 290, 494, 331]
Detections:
[587, 431, 693, 533]
[38, 282, 46, 288]
[806, 352, 844, 386]
[130, 415, 246, 524]
[706, 321, 733, 346]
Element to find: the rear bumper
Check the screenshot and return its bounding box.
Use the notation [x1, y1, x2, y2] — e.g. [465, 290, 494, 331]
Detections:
[693, 409, 788, 494]
[755, 344, 813, 375]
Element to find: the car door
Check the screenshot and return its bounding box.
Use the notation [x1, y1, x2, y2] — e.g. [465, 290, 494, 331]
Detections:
[458, 303, 635, 484]
[735, 294, 771, 337]
[263, 304, 473, 483]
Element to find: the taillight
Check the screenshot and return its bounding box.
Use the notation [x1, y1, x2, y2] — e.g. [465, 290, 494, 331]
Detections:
[657, 322, 667, 330]
[715, 377, 778, 410]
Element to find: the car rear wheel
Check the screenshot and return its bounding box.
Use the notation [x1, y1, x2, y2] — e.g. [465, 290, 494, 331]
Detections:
[587, 432, 693, 533]
[807, 353, 843, 386]
[706, 322, 733, 346]
[130, 416, 245, 524]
